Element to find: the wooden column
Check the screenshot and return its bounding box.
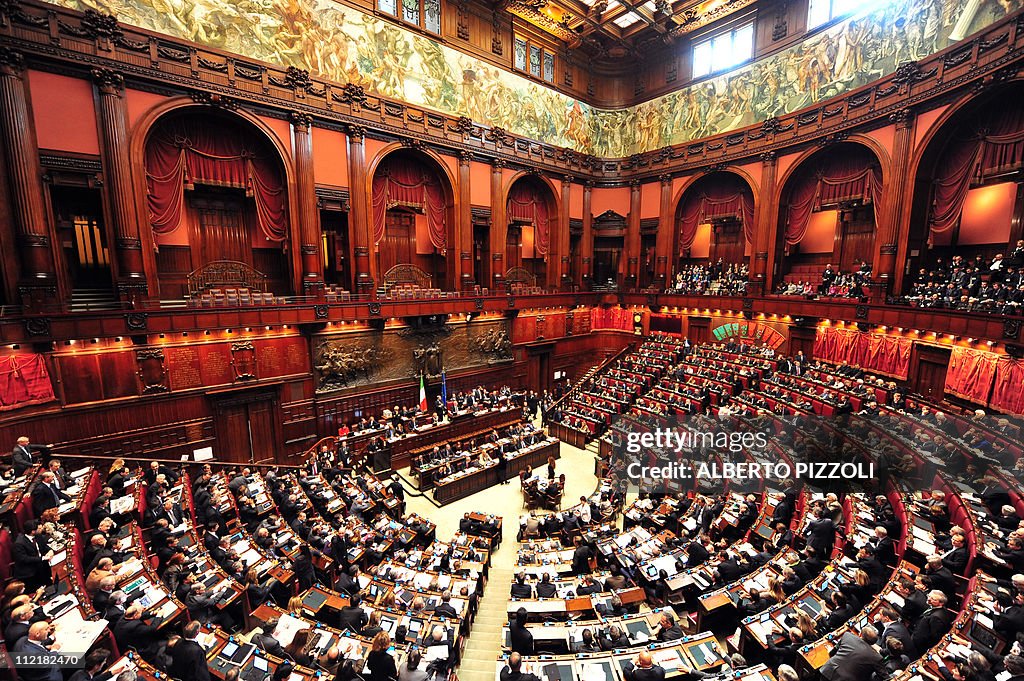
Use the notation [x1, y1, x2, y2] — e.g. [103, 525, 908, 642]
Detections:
[291, 112, 324, 296]
[0, 48, 56, 306]
[490, 159, 505, 289]
[93, 68, 147, 302]
[558, 175, 572, 290]
[872, 108, 915, 302]
[625, 179, 641, 289]
[346, 125, 373, 294]
[580, 181, 593, 289]
[750, 151, 778, 297]
[655, 174, 674, 288]
[458, 151, 474, 290]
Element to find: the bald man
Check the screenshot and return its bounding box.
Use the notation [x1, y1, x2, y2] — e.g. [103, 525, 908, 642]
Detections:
[499, 653, 541, 681]
[12, 621, 61, 681]
[622, 651, 666, 681]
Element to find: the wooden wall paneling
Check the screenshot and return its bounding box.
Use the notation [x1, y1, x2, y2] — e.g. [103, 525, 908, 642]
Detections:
[910, 344, 951, 402]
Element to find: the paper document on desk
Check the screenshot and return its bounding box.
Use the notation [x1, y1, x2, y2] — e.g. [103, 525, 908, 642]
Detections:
[651, 649, 682, 670]
[273, 614, 309, 648]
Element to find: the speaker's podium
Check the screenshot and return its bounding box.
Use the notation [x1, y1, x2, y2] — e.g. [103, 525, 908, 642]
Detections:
[372, 444, 393, 474]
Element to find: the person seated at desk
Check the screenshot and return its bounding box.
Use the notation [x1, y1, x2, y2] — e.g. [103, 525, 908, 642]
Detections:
[574, 629, 601, 653]
[113, 605, 165, 665]
[511, 573, 533, 599]
[821, 592, 855, 633]
[820, 627, 885, 681]
[434, 591, 459, 619]
[738, 588, 774, 617]
[653, 613, 683, 641]
[500, 652, 541, 681]
[621, 650, 665, 681]
[599, 624, 630, 651]
[251, 618, 287, 657]
[923, 554, 957, 597]
[535, 573, 557, 599]
[337, 593, 369, 633]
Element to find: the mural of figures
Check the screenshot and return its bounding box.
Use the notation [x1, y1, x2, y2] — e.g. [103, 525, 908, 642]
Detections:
[53, 0, 1014, 156]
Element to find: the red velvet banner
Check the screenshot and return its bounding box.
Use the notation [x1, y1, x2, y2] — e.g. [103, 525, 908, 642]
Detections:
[785, 155, 883, 246]
[991, 357, 1024, 414]
[0, 354, 56, 411]
[591, 307, 633, 331]
[813, 328, 911, 379]
[945, 346, 998, 403]
[676, 176, 756, 251]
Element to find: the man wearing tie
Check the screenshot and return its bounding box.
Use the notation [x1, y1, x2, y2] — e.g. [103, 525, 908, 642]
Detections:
[12, 521, 52, 590]
[11, 437, 51, 477]
[31, 471, 71, 517]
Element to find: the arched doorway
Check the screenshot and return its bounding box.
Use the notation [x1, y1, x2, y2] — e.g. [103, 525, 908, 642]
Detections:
[505, 175, 558, 290]
[143, 109, 292, 300]
[672, 171, 755, 292]
[774, 143, 883, 294]
[905, 83, 1024, 296]
[370, 150, 455, 292]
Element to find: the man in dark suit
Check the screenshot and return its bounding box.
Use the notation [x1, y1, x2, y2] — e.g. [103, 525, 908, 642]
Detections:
[873, 607, 916, 659]
[571, 537, 592, 576]
[510, 573, 533, 599]
[31, 471, 71, 517]
[251, 618, 287, 657]
[995, 589, 1024, 641]
[12, 622, 63, 681]
[337, 594, 369, 633]
[912, 590, 954, 653]
[113, 605, 163, 660]
[11, 437, 49, 477]
[12, 521, 52, 590]
[509, 608, 534, 656]
[870, 527, 897, 566]
[922, 555, 957, 597]
[805, 511, 837, 558]
[4, 605, 33, 646]
[941, 534, 969, 575]
[820, 629, 885, 681]
[169, 620, 211, 681]
[433, 592, 459, 619]
[68, 648, 113, 681]
[499, 653, 542, 681]
[621, 651, 666, 681]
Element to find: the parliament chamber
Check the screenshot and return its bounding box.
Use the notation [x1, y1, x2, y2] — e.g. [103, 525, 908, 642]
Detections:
[2, 0, 1024, 681]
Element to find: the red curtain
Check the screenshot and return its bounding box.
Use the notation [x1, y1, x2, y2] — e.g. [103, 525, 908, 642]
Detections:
[591, 307, 632, 331]
[813, 328, 911, 379]
[677, 180, 755, 251]
[991, 357, 1024, 414]
[0, 354, 56, 411]
[371, 156, 447, 250]
[507, 182, 550, 256]
[945, 346, 998, 404]
[145, 117, 287, 241]
[929, 107, 1024, 235]
[785, 156, 883, 245]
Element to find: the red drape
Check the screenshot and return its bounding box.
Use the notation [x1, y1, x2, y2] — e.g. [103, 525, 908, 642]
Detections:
[945, 346, 998, 404]
[785, 157, 883, 245]
[813, 328, 911, 379]
[591, 307, 633, 331]
[507, 183, 550, 256]
[677, 182, 755, 251]
[371, 157, 447, 250]
[991, 357, 1024, 414]
[929, 107, 1024, 235]
[0, 354, 56, 411]
[145, 118, 287, 241]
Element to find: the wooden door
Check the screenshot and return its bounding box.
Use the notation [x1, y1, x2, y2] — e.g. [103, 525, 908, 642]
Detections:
[212, 390, 281, 464]
[911, 345, 950, 402]
[214, 402, 252, 464]
[192, 194, 250, 266]
[836, 207, 875, 272]
[382, 210, 415, 273]
[711, 220, 745, 265]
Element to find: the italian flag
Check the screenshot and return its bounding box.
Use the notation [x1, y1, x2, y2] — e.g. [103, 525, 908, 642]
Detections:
[419, 374, 428, 412]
